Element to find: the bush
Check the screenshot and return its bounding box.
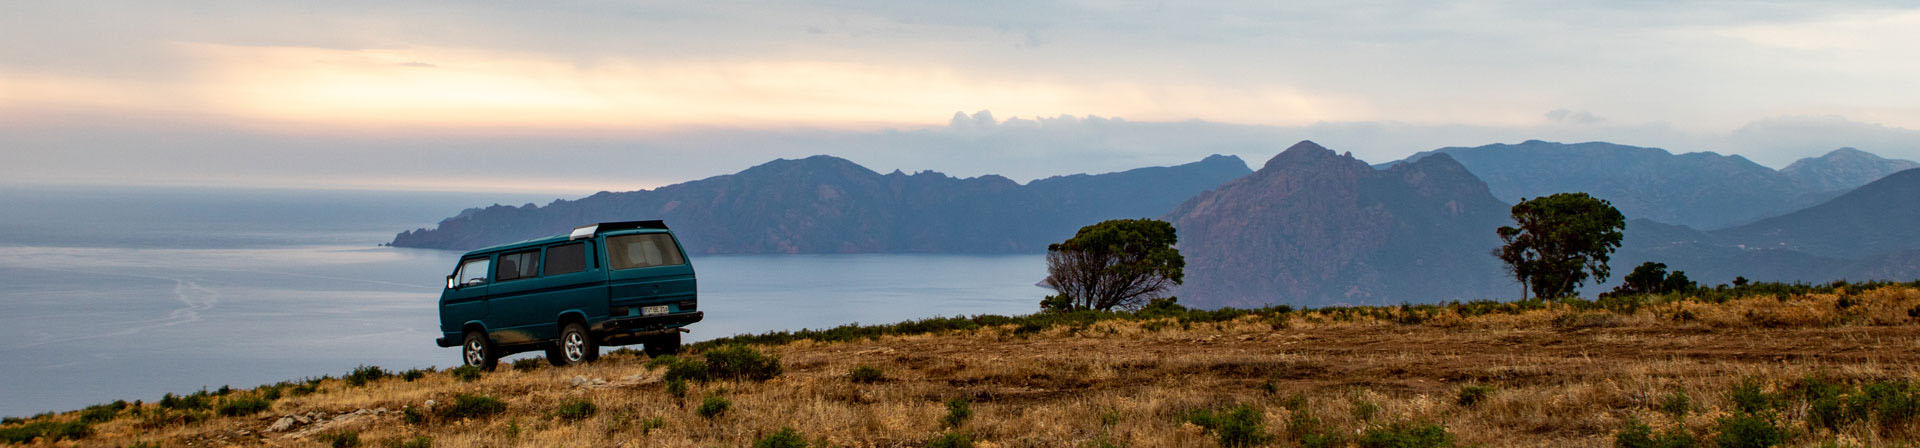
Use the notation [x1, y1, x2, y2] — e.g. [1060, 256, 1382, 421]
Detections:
[703, 346, 783, 381]
[1352, 400, 1379, 422]
[1358, 422, 1452, 448]
[76, 402, 123, 423]
[393, 436, 433, 448]
[344, 365, 389, 387]
[1729, 381, 1774, 413]
[0, 420, 92, 443]
[1659, 392, 1692, 419]
[1711, 413, 1785, 448]
[449, 365, 482, 382]
[926, 431, 974, 448]
[849, 365, 885, 383]
[638, 417, 666, 434]
[512, 358, 544, 372]
[401, 369, 427, 382]
[943, 398, 972, 428]
[697, 395, 731, 419]
[753, 427, 808, 448]
[1614, 419, 1695, 448]
[316, 430, 360, 448]
[666, 377, 688, 398]
[159, 390, 213, 411]
[401, 407, 427, 425]
[439, 394, 507, 420]
[1183, 404, 1270, 448]
[217, 395, 272, 417]
[1456, 384, 1493, 407]
[553, 398, 597, 422]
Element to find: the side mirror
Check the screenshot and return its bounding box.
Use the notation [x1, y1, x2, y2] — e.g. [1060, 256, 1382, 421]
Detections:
[446, 275, 457, 289]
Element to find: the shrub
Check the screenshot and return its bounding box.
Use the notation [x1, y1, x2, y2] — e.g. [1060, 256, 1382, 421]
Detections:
[1729, 381, 1774, 413]
[1614, 419, 1696, 448]
[217, 395, 273, 416]
[1711, 413, 1785, 448]
[512, 358, 544, 372]
[666, 377, 688, 398]
[393, 436, 433, 448]
[1183, 404, 1270, 448]
[697, 395, 731, 419]
[316, 430, 360, 448]
[1844, 380, 1920, 430]
[0, 420, 93, 443]
[345, 365, 389, 387]
[439, 394, 507, 420]
[849, 365, 885, 383]
[553, 398, 597, 422]
[703, 345, 783, 381]
[1358, 422, 1452, 448]
[136, 409, 207, 429]
[638, 417, 666, 434]
[927, 431, 974, 448]
[77, 402, 123, 423]
[1456, 384, 1493, 407]
[401, 369, 427, 382]
[401, 407, 427, 425]
[1659, 392, 1692, 419]
[159, 391, 212, 411]
[650, 355, 709, 382]
[449, 365, 482, 382]
[1352, 400, 1380, 422]
[943, 398, 973, 428]
[753, 427, 808, 448]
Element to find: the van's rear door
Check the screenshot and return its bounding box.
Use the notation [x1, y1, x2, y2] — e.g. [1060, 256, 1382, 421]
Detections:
[603, 232, 697, 316]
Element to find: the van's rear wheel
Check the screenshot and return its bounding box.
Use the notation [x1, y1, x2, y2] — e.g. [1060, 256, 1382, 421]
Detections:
[462, 330, 498, 371]
[643, 332, 681, 357]
[547, 322, 598, 366]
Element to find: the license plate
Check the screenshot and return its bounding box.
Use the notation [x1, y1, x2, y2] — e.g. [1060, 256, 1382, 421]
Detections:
[642, 305, 669, 316]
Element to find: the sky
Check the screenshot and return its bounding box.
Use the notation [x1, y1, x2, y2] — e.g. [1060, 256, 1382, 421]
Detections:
[5, 1, 1920, 195]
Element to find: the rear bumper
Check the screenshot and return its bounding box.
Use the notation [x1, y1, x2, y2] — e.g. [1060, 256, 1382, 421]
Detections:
[598, 311, 704, 335]
[435, 336, 456, 347]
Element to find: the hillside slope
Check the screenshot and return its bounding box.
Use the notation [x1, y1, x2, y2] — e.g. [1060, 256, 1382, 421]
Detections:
[390, 155, 1251, 254]
[1712, 168, 1920, 259]
[15, 285, 1920, 447]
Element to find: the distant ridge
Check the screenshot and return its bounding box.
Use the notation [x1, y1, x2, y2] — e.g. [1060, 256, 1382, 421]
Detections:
[390, 154, 1252, 254]
[1387, 140, 1917, 229]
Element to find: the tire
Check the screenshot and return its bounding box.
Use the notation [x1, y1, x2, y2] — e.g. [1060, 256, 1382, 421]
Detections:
[547, 322, 599, 366]
[462, 330, 498, 371]
[643, 331, 681, 358]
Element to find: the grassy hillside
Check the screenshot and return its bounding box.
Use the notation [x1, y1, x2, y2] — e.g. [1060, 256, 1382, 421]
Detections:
[7, 282, 1920, 447]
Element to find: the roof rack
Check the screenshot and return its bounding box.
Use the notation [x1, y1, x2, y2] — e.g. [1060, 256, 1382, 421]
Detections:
[569, 220, 669, 240]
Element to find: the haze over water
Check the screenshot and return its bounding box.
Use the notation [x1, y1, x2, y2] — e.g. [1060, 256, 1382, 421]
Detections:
[0, 186, 1047, 417]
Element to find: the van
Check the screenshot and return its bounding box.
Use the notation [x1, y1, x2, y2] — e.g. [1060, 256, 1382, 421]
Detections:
[435, 220, 702, 370]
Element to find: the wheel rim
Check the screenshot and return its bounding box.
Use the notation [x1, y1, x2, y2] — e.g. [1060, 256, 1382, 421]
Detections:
[465, 339, 485, 366]
[563, 331, 585, 362]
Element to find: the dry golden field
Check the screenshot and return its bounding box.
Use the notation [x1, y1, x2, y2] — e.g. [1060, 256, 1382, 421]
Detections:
[9, 285, 1920, 447]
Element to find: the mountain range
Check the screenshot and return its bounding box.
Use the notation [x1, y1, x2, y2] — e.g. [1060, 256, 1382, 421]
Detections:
[390, 154, 1251, 254]
[1387, 141, 1913, 229]
[393, 140, 1920, 308]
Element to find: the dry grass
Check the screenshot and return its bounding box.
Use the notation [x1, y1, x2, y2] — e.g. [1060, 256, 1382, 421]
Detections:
[8, 286, 1920, 447]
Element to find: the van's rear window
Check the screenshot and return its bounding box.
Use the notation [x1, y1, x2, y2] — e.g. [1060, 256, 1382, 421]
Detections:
[545, 243, 587, 275]
[609, 234, 686, 270]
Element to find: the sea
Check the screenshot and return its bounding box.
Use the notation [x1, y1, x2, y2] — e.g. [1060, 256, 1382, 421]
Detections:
[0, 185, 1048, 417]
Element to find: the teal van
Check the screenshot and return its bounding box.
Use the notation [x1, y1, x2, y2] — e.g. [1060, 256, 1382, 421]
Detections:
[435, 221, 702, 370]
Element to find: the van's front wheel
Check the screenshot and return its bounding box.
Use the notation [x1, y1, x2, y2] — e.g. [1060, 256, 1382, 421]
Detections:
[643, 332, 680, 357]
[462, 330, 498, 371]
[547, 322, 599, 366]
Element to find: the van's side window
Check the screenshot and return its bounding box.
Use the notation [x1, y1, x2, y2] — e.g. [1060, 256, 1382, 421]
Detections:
[544, 242, 588, 275]
[608, 234, 686, 270]
[495, 249, 541, 281]
[454, 258, 490, 286]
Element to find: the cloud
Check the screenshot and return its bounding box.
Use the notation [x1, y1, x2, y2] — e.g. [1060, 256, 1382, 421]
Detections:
[1545, 109, 1606, 125]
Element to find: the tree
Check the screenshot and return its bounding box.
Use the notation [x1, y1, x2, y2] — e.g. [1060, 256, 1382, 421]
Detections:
[1494, 193, 1626, 299]
[1610, 261, 1696, 296]
[1042, 219, 1184, 311]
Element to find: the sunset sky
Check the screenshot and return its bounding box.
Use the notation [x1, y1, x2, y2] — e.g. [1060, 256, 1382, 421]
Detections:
[5, 1, 1920, 194]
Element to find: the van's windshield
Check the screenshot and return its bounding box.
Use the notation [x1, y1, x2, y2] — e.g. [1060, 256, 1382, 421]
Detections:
[608, 234, 686, 270]
[454, 258, 490, 286]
